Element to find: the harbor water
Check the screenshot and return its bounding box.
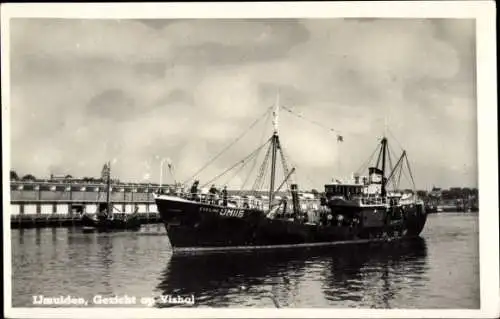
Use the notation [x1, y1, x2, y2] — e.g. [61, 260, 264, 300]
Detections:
[10, 213, 479, 308]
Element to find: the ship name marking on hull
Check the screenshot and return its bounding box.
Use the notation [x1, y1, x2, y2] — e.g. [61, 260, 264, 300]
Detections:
[200, 206, 245, 218]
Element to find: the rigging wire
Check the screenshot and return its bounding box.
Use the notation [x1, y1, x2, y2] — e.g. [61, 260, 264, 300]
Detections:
[240, 109, 273, 191]
[281, 104, 347, 189]
[354, 144, 380, 175]
[404, 154, 417, 191]
[279, 104, 352, 190]
[387, 127, 405, 153]
[239, 145, 265, 191]
[182, 105, 273, 185]
[281, 153, 317, 191]
[278, 141, 292, 179]
[281, 105, 341, 136]
[278, 154, 290, 194]
[387, 148, 414, 191]
[383, 126, 408, 190]
[386, 147, 404, 190]
[387, 144, 394, 172]
[221, 147, 263, 187]
[397, 158, 413, 191]
[259, 146, 275, 195]
[273, 127, 320, 191]
[251, 141, 273, 193]
[277, 141, 293, 192]
[255, 158, 271, 196]
[396, 160, 404, 190]
[375, 143, 383, 169]
[273, 167, 296, 196]
[388, 145, 404, 191]
[386, 145, 396, 190]
[280, 104, 415, 191]
[201, 137, 272, 188]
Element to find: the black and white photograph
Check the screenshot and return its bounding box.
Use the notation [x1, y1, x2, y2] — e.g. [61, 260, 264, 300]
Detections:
[1, 2, 498, 318]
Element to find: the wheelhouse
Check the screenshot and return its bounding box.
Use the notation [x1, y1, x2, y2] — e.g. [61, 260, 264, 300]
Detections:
[324, 183, 364, 199]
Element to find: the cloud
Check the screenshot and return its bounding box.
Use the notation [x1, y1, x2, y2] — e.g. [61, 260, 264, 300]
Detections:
[86, 89, 136, 121]
[194, 69, 262, 119]
[8, 18, 477, 189]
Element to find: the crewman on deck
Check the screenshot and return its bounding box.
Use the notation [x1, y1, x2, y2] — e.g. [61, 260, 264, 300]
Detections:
[320, 196, 327, 206]
[209, 184, 218, 204]
[190, 180, 200, 201]
[222, 185, 228, 206]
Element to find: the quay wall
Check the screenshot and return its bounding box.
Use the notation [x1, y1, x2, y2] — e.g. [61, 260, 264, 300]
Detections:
[9, 181, 165, 227]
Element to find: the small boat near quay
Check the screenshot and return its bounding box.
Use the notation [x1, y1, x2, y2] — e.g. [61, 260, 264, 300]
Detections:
[154, 98, 427, 252]
[80, 206, 142, 232]
[81, 162, 142, 232]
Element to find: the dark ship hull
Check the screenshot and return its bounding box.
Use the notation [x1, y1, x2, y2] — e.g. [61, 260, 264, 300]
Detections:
[155, 194, 427, 251]
[81, 213, 142, 232]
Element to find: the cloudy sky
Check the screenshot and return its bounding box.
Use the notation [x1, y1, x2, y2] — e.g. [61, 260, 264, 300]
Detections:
[9, 18, 476, 190]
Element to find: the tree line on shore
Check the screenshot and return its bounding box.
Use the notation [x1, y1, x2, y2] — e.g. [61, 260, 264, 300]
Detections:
[9, 170, 119, 184]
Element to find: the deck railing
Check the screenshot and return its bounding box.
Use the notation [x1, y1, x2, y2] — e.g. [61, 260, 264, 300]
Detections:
[359, 197, 387, 205]
[170, 192, 321, 211]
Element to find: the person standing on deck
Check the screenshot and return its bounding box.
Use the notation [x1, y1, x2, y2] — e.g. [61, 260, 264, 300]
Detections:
[222, 185, 228, 206]
[209, 184, 218, 204]
[190, 180, 200, 201]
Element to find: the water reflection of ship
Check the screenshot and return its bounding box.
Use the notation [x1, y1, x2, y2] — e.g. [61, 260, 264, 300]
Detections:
[321, 237, 428, 308]
[155, 248, 309, 307]
[72, 233, 115, 297]
[155, 238, 427, 308]
[94, 235, 114, 296]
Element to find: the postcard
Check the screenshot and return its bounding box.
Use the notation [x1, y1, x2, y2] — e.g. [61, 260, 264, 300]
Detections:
[1, 1, 498, 318]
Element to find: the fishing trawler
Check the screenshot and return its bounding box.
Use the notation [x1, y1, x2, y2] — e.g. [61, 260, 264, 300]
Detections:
[81, 162, 142, 232]
[154, 98, 427, 251]
[322, 137, 427, 240]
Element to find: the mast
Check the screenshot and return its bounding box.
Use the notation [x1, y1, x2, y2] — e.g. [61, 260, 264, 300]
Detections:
[337, 135, 342, 177]
[269, 93, 280, 210]
[381, 137, 387, 197]
[106, 161, 111, 213]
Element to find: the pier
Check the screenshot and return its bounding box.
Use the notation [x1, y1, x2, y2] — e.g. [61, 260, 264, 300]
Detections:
[10, 181, 163, 228]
